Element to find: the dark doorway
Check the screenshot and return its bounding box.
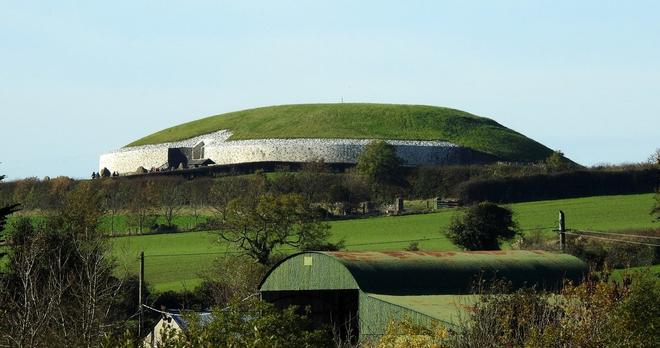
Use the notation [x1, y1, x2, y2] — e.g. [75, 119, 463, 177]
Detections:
[261, 290, 359, 344]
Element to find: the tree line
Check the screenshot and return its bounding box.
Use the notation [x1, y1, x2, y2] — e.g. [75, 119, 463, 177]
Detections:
[2, 149, 656, 220]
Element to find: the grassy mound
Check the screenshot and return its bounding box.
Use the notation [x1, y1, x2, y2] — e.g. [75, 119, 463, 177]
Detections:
[127, 103, 553, 162]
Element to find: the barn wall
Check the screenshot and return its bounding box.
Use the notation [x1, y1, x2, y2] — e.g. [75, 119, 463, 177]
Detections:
[260, 253, 358, 291]
[358, 292, 438, 341]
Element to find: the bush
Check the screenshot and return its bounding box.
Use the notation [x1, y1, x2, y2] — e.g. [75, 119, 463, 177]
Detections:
[445, 202, 518, 250]
[381, 271, 660, 348]
[157, 299, 333, 347]
[150, 223, 179, 234]
[567, 232, 659, 269]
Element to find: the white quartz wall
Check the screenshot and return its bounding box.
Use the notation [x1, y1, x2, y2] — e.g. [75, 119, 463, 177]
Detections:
[204, 139, 461, 166]
[99, 148, 168, 173]
[99, 131, 473, 174]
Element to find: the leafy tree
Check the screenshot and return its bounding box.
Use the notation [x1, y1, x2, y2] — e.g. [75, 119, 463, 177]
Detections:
[0, 173, 19, 232]
[544, 150, 574, 173]
[356, 140, 404, 186]
[216, 193, 337, 264]
[445, 202, 518, 250]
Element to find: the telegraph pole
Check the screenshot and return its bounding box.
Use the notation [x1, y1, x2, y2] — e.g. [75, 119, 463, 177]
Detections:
[558, 211, 566, 252]
[138, 251, 144, 337]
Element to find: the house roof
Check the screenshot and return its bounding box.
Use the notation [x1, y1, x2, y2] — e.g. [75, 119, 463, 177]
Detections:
[260, 251, 587, 295]
[165, 310, 214, 331]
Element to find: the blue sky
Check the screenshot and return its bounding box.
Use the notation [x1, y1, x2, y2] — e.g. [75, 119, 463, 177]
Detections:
[1, 1, 658, 179]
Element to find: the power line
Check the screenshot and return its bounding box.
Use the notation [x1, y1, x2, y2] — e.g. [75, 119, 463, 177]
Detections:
[564, 231, 660, 247]
[141, 292, 259, 316]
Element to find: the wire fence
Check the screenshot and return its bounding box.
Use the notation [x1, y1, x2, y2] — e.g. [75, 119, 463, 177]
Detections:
[564, 230, 660, 248]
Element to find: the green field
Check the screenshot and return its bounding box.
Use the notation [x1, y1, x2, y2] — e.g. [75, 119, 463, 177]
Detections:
[111, 193, 657, 292]
[611, 264, 660, 282]
[127, 103, 553, 162]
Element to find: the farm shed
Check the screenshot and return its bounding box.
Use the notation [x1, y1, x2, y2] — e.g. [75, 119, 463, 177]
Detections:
[259, 250, 587, 342]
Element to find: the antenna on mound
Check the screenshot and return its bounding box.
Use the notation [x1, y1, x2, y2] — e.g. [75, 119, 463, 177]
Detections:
[341, 97, 344, 103]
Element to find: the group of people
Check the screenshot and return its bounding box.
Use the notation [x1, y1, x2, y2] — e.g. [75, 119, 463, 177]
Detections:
[90, 170, 120, 179]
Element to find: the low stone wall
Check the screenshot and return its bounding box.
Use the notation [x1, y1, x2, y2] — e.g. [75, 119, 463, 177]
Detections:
[99, 131, 495, 174]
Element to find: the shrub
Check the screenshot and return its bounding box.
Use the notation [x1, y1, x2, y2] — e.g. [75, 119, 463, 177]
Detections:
[445, 202, 518, 250]
[157, 299, 333, 347]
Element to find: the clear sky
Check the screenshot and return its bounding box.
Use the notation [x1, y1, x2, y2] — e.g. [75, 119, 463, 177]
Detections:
[1, 1, 658, 180]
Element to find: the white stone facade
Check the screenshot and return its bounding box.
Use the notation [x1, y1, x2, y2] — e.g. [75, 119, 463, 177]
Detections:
[99, 130, 483, 174]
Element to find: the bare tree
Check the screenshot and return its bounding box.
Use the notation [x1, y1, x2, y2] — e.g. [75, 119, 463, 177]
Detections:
[101, 179, 129, 235]
[1, 221, 61, 348]
[184, 178, 212, 229]
[126, 179, 157, 234]
[152, 177, 185, 228]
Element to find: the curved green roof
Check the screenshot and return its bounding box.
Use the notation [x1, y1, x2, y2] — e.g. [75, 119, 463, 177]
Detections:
[127, 103, 554, 162]
[260, 251, 586, 295]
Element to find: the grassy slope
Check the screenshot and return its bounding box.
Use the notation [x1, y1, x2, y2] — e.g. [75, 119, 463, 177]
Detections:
[127, 103, 553, 162]
[111, 193, 657, 291]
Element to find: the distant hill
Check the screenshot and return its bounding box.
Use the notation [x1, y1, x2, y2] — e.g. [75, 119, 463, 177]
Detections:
[127, 103, 554, 162]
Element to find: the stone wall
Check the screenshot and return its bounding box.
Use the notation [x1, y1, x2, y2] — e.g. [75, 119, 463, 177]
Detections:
[204, 139, 464, 166]
[99, 131, 495, 174]
[99, 148, 168, 174]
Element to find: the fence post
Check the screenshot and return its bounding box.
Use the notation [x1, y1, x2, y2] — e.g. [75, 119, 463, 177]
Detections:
[558, 211, 566, 252]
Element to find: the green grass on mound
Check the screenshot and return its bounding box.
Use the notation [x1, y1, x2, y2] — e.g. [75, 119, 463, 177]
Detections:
[127, 103, 553, 162]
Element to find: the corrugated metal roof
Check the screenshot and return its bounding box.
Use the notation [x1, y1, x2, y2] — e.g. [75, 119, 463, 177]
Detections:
[260, 250, 586, 295]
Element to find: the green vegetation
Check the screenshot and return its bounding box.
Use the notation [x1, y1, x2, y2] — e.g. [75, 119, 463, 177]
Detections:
[127, 103, 553, 162]
[378, 272, 660, 347]
[155, 299, 332, 348]
[611, 264, 660, 282]
[111, 193, 656, 291]
[216, 192, 336, 265]
[446, 202, 518, 250]
[357, 140, 404, 186]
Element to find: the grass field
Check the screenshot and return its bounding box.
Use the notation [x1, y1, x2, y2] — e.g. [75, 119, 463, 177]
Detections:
[110, 193, 657, 292]
[611, 264, 660, 282]
[126, 103, 553, 162]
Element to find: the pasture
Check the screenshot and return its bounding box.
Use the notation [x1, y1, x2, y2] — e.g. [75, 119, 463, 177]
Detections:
[111, 193, 657, 291]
